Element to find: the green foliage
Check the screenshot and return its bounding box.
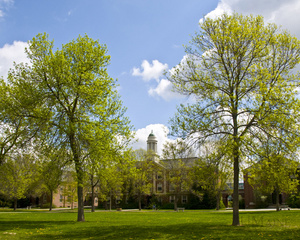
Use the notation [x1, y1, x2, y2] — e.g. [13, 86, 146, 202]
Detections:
[162, 140, 194, 211]
[0, 153, 39, 209]
[246, 134, 299, 210]
[129, 149, 155, 210]
[288, 195, 300, 208]
[191, 140, 232, 210]
[39, 203, 57, 209]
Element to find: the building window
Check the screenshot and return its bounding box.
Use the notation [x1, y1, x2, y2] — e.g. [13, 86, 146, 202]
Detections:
[157, 183, 163, 192]
[170, 195, 175, 203]
[157, 172, 162, 180]
[182, 195, 188, 204]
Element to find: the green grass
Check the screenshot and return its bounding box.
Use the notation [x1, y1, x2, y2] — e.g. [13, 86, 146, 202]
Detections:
[0, 209, 300, 239]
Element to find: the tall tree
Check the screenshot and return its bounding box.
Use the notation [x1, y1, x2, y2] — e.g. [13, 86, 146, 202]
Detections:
[7, 33, 132, 221]
[168, 13, 300, 225]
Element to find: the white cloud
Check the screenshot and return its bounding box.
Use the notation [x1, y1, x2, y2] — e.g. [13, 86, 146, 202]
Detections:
[201, 0, 300, 38]
[0, 0, 13, 19]
[131, 124, 176, 156]
[148, 79, 183, 101]
[199, 1, 232, 24]
[0, 41, 29, 80]
[132, 60, 168, 82]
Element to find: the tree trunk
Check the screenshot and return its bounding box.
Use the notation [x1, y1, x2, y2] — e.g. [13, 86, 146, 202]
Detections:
[138, 194, 142, 211]
[232, 138, 240, 226]
[174, 195, 178, 211]
[77, 185, 85, 221]
[216, 191, 220, 210]
[91, 183, 95, 212]
[109, 192, 112, 211]
[14, 198, 17, 211]
[49, 190, 53, 211]
[70, 132, 85, 222]
[71, 196, 74, 210]
[276, 189, 280, 211]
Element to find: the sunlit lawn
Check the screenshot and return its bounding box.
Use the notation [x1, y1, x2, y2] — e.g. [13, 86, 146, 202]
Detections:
[0, 209, 299, 239]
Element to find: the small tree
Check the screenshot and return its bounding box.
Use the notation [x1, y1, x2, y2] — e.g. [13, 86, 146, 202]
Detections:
[60, 171, 77, 209]
[0, 153, 38, 210]
[162, 140, 194, 211]
[192, 140, 232, 210]
[246, 135, 299, 211]
[97, 164, 124, 211]
[40, 155, 64, 211]
[131, 149, 154, 211]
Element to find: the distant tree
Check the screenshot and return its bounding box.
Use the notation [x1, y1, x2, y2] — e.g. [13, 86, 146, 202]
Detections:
[162, 140, 194, 211]
[192, 140, 232, 210]
[0, 153, 38, 210]
[168, 13, 300, 225]
[39, 148, 67, 211]
[246, 134, 299, 211]
[130, 149, 154, 211]
[7, 33, 132, 221]
[97, 163, 124, 211]
[60, 171, 77, 209]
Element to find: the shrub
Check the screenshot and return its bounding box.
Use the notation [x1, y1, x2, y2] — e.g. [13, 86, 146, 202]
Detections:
[287, 195, 300, 208]
[40, 203, 57, 209]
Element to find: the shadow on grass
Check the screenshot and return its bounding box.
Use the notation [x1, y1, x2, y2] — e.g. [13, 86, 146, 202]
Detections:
[1, 220, 298, 240]
[1, 211, 300, 240]
[0, 220, 75, 231]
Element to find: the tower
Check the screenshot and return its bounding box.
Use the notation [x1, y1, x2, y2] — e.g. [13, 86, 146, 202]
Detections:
[147, 130, 157, 153]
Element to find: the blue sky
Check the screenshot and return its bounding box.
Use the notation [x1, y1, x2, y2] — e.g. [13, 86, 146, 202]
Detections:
[1, 0, 300, 154]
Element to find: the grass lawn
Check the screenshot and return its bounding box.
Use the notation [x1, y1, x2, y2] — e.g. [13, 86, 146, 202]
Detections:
[0, 209, 299, 239]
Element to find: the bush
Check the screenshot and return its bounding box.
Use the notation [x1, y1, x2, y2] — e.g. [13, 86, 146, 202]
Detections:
[287, 195, 300, 208]
[40, 203, 57, 209]
[161, 203, 174, 209]
[219, 199, 226, 209]
[239, 199, 245, 209]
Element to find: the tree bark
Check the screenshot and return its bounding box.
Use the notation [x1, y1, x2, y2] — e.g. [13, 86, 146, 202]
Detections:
[91, 182, 95, 212]
[14, 198, 17, 211]
[138, 194, 142, 211]
[77, 185, 85, 221]
[232, 156, 240, 226]
[276, 189, 280, 211]
[70, 132, 85, 222]
[109, 194, 112, 211]
[174, 195, 178, 211]
[216, 191, 220, 210]
[49, 190, 53, 211]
